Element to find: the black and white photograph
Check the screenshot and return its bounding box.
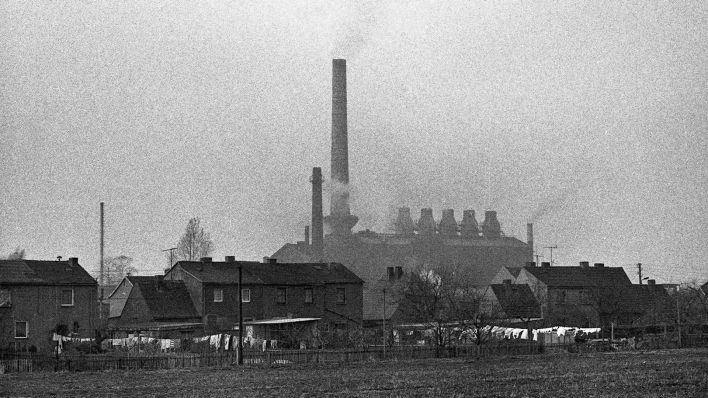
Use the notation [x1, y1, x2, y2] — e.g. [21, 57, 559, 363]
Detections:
[1, 1, 706, 396]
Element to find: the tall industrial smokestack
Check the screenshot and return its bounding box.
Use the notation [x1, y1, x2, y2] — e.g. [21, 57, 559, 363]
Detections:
[326, 59, 358, 236]
[311, 167, 324, 260]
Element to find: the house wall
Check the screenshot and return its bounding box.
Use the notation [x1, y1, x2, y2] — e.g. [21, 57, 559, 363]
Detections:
[0, 284, 97, 353]
[322, 282, 363, 328]
[202, 284, 264, 330]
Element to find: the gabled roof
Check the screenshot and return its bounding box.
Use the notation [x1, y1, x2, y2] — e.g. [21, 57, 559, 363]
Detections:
[127, 275, 200, 321]
[523, 265, 631, 288]
[490, 283, 541, 319]
[173, 261, 363, 286]
[0, 259, 96, 286]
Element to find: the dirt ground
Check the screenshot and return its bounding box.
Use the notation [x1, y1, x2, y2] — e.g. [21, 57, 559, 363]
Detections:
[1, 348, 707, 397]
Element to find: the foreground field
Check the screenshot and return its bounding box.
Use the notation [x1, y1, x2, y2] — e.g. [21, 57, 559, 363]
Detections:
[1, 348, 707, 397]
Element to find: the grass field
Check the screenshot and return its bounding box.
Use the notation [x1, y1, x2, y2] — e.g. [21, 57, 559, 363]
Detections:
[1, 348, 707, 397]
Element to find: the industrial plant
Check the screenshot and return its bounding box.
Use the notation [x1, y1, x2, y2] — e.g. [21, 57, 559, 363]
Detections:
[271, 59, 534, 322]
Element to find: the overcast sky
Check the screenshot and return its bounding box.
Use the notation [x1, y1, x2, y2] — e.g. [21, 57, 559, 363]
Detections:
[2, 1, 706, 283]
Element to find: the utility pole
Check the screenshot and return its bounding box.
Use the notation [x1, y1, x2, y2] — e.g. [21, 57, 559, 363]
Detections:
[99, 202, 105, 320]
[675, 293, 681, 348]
[162, 247, 178, 270]
[544, 245, 558, 266]
[637, 263, 643, 284]
[238, 262, 244, 365]
[382, 288, 386, 359]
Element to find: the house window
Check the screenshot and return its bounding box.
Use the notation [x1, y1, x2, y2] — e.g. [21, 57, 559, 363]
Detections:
[15, 321, 28, 339]
[61, 289, 74, 306]
[336, 288, 346, 304]
[241, 288, 251, 303]
[276, 287, 287, 304]
[213, 288, 223, 303]
[304, 288, 313, 304]
[0, 289, 10, 307]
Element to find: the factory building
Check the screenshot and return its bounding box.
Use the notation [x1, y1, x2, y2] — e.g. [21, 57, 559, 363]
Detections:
[271, 59, 533, 322]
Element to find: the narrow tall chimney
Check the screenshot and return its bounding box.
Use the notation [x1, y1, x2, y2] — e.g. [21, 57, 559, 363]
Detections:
[311, 167, 324, 260]
[326, 59, 358, 236]
[304, 226, 310, 246]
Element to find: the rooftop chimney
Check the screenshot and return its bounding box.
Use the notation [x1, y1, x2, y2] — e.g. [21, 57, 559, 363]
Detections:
[395, 266, 403, 279]
[387, 267, 394, 280]
[200, 257, 212, 263]
[579, 261, 589, 268]
[268, 258, 277, 264]
[417, 208, 436, 235]
[525, 261, 536, 267]
[225, 256, 235, 263]
[311, 167, 324, 259]
[394, 207, 416, 235]
[325, 59, 358, 236]
[503, 279, 512, 286]
[438, 209, 458, 237]
[481, 211, 501, 239]
[648, 279, 656, 286]
[460, 210, 480, 238]
[594, 263, 605, 268]
[68, 257, 78, 267]
[541, 262, 551, 268]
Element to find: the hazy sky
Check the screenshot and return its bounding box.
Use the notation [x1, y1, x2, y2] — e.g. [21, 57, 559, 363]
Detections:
[2, 1, 706, 283]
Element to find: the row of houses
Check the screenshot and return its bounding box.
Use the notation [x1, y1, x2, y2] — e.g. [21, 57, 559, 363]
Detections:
[0, 257, 364, 352]
[1, 257, 699, 353]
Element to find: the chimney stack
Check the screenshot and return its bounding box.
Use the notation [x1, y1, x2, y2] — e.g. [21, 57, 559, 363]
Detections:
[594, 263, 605, 268]
[200, 257, 212, 263]
[225, 256, 235, 263]
[579, 261, 589, 268]
[481, 211, 501, 239]
[325, 59, 358, 236]
[311, 167, 324, 260]
[460, 210, 480, 238]
[527, 223, 534, 258]
[394, 207, 416, 235]
[541, 261, 551, 268]
[438, 209, 458, 237]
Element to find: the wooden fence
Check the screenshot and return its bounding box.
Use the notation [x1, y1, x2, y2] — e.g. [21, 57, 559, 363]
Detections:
[2, 337, 705, 373]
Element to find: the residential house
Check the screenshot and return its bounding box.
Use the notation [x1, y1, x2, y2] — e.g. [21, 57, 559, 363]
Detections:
[107, 275, 202, 338]
[164, 257, 363, 346]
[0, 258, 97, 352]
[514, 262, 637, 327]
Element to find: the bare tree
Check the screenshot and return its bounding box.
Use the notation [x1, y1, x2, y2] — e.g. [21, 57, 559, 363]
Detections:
[103, 255, 137, 286]
[177, 217, 214, 261]
[398, 263, 486, 351]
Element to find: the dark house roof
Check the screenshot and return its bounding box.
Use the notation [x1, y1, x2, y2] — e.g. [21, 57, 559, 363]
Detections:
[0, 259, 96, 286]
[490, 283, 541, 319]
[173, 260, 363, 286]
[127, 275, 200, 321]
[523, 265, 631, 288]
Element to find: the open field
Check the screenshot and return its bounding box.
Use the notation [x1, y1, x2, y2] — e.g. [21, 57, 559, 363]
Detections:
[1, 348, 707, 397]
